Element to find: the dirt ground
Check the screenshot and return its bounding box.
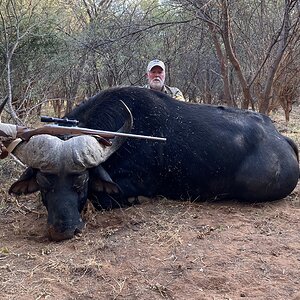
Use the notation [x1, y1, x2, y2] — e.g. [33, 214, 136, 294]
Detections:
[0, 106, 300, 300]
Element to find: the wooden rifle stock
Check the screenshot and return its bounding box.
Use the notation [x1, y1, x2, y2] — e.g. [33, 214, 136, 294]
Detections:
[17, 124, 166, 142]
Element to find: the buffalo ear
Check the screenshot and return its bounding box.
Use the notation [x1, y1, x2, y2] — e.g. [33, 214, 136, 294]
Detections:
[9, 167, 40, 195]
[88, 165, 121, 194]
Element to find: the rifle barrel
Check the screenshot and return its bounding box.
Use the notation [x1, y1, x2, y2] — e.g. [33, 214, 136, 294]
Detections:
[45, 125, 166, 142]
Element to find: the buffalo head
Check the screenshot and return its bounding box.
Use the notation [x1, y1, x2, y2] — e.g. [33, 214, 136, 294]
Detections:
[7, 103, 132, 241]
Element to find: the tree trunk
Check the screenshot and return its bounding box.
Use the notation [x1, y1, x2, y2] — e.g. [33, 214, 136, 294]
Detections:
[258, 0, 292, 114]
[6, 48, 22, 124]
[208, 23, 235, 107]
[221, 0, 254, 110]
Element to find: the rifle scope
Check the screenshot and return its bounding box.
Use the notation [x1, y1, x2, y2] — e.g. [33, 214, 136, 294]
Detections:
[41, 116, 79, 127]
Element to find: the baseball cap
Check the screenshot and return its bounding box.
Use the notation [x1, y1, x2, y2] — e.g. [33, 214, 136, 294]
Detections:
[146, 59, 165, 72]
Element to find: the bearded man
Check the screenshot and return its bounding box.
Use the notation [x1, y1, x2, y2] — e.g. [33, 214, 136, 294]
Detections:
[144, 59, 185, 101]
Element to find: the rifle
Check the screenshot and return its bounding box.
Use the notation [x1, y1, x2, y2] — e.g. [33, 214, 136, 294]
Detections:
[0, 118, 166, 143]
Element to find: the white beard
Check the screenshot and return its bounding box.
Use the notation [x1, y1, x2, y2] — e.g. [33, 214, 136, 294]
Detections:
[150, 78, 164, 90]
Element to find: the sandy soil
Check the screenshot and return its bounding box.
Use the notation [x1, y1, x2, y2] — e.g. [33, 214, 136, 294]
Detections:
[0, 106, 299, 300]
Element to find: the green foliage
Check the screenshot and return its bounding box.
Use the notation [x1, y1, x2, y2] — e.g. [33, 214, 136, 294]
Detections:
[0, 0, 299, 119]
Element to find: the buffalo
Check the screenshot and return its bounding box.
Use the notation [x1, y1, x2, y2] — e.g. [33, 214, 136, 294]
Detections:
[3, 87, 299, 241]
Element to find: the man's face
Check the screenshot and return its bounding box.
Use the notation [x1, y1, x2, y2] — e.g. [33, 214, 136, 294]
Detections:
[147, 66, 165, 91]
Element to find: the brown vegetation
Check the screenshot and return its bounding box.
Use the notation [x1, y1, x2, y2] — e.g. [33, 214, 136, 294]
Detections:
[0, 106, 300, 300]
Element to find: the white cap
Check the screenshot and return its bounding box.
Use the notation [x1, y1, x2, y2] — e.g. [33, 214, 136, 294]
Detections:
[146, 59, 165, 72]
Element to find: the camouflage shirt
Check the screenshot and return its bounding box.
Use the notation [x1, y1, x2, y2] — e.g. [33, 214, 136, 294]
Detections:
[144, 85, 185, 101]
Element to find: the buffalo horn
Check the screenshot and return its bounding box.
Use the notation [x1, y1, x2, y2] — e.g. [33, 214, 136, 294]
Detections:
[100, 100, 133, 158]
[12, 101, 134, 172]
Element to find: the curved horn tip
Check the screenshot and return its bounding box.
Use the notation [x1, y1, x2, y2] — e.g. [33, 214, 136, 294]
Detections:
[119, 100, 133, 132]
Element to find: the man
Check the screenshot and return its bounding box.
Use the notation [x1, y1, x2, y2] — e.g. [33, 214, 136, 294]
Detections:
[145, 59, 185, 101]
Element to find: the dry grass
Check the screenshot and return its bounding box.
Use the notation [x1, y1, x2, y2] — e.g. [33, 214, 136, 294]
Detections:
[0, 105, 300, 300]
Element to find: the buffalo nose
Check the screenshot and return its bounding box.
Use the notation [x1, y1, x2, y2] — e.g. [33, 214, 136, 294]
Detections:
[48, 223, 84, 241]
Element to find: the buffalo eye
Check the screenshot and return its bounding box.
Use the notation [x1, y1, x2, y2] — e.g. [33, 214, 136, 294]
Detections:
[36, 172, 54, 191]
[73, 173, 89, 192]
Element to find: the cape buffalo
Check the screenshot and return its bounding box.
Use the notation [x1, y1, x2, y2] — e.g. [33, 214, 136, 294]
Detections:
[4, 87, 300, 241]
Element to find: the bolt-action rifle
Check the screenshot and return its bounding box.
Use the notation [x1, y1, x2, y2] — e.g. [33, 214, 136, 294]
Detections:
[0, 118, 166, 142]
[0, 116, 166, 158]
